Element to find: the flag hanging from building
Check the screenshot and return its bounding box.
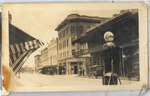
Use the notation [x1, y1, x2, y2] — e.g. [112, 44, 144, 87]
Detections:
[9, 39, 44, 75]
[9, 23, 44, 75]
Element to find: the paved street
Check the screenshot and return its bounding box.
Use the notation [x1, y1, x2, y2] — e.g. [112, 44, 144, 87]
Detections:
[15, 73, 102, 87]
[14, 72, 140, 87]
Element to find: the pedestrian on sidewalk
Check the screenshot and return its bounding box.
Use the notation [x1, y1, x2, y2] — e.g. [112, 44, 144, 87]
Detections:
[82, 67, 85, 76]
[79, 67, 82, 76]
[62, 69, 64, 75]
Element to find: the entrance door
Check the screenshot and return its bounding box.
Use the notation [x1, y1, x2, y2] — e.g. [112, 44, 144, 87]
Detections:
[74, 66, 78, 74]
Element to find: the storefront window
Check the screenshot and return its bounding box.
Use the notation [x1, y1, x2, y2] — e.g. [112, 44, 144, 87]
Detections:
[122, 46, 139, 80]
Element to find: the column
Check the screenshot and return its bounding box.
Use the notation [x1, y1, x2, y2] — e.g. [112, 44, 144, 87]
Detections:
[57, 66, 59, 75]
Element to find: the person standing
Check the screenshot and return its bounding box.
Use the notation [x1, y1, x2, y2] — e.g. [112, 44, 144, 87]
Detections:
[79, 67, 82, 76]
[82, 67, 85, 76]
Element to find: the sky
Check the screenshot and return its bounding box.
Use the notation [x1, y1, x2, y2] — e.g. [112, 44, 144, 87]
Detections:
[8, 4, 122, 67]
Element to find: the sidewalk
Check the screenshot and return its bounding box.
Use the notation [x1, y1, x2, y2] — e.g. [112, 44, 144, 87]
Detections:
[77, 75, 140, 85]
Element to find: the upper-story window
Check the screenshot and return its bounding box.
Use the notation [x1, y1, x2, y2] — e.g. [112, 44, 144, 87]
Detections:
[59, 43, 62, 50]
[66, 27, 69, 35]
[79, 25, 83, 34]
[64, 41, 66, 48]
[67, 39, 69, 47]
[61, 53, 62, 59]
[64, 30, 65, 37]
[63, 41, 65, 48]
[64, 52, 66, 57]
[72, 49, 75, 56]
[67, 51, 69, 56]
[71, 26, 75, 35]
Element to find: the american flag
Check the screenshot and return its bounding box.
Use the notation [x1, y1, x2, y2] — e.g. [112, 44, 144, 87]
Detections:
[9, 40, 44, 75]
[8, 12, 44, 75]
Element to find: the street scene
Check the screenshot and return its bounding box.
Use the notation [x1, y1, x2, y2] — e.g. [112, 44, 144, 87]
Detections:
[8, 8, 140, 87]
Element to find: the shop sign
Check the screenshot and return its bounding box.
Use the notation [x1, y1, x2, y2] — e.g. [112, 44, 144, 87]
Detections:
[104, 31, 114, 42]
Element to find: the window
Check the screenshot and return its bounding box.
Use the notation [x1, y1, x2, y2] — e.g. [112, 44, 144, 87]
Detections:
[66, 27, 69, 35]
[67, 51, 69, 56]
[62, 41, 66, 48]
[79, 25, 83, 34]
[71, 26, 75, 35]
[59, 53, 61, 59]
[64, 30, 65, 37]
[65, 52, 66, 57]
[61, 53, 62, 59]
[63, 41, 65, 48]
[65, 41, 66, 48]
[72, 43, 75, 47]
[59, 43, 62, 50]
[72, 49, 75, 55]
[71, 26, 76, 40]
[67, 40, 69, 47]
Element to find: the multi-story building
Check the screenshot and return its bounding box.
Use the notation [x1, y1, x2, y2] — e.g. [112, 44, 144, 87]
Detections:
[73, 10, 139, 80]
[34, 38, 58, 75]
[55, 14, 108, 75]
[34, 55, 41, 73]
[41, 47, 48, 66]
[40, 47, 49, 74]
[48, 38, 58, 74]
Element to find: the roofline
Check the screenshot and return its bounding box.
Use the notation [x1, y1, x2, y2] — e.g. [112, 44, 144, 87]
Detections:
[55, 14, 108, 31]
[86, 10, 138, 35]
[72, 10, 138, 44]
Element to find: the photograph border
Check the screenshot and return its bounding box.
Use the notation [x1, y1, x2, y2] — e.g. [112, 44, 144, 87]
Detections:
[1, 2, 148, 92]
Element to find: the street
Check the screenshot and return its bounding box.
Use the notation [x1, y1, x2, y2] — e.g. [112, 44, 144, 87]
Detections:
[16, 73, 102, 87]
[14, 72, 140, 87]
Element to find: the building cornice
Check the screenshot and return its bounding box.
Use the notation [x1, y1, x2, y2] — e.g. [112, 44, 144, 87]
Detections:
[55, 14, 108, 31]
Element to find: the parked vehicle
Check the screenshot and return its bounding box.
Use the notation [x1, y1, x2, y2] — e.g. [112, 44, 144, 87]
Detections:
[89, 65, 104, 79]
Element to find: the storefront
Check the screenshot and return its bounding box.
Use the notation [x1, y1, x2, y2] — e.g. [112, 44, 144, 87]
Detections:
[57, 62, 66, 75]
[72, 10, 139, 80]
[120, 43, 139, 80]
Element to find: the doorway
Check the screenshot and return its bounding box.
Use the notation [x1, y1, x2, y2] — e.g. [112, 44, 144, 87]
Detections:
[74, 66, 78, 74]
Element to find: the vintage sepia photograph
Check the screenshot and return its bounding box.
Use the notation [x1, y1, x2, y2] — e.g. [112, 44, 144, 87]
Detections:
[2, 3, 148, 92]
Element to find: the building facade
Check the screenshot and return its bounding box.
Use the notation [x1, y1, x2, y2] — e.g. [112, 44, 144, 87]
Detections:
[55, 14, 108, 75]
[34, 55, 41, 73]
[48, 38, 58, 74]
[40, 47, 49, 74]
[73, 10, 139, 80]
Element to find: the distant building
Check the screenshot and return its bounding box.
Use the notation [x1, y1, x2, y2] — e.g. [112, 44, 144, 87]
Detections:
[40, 47, 49, 74]
[34, 55, 41, 73]
[48, 38, 58, 74]
[55, 14, 108, 75]
[41, 47, 48, 67]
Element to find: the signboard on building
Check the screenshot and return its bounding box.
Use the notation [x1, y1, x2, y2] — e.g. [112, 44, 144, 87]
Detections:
[104, 31, 114, 42]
